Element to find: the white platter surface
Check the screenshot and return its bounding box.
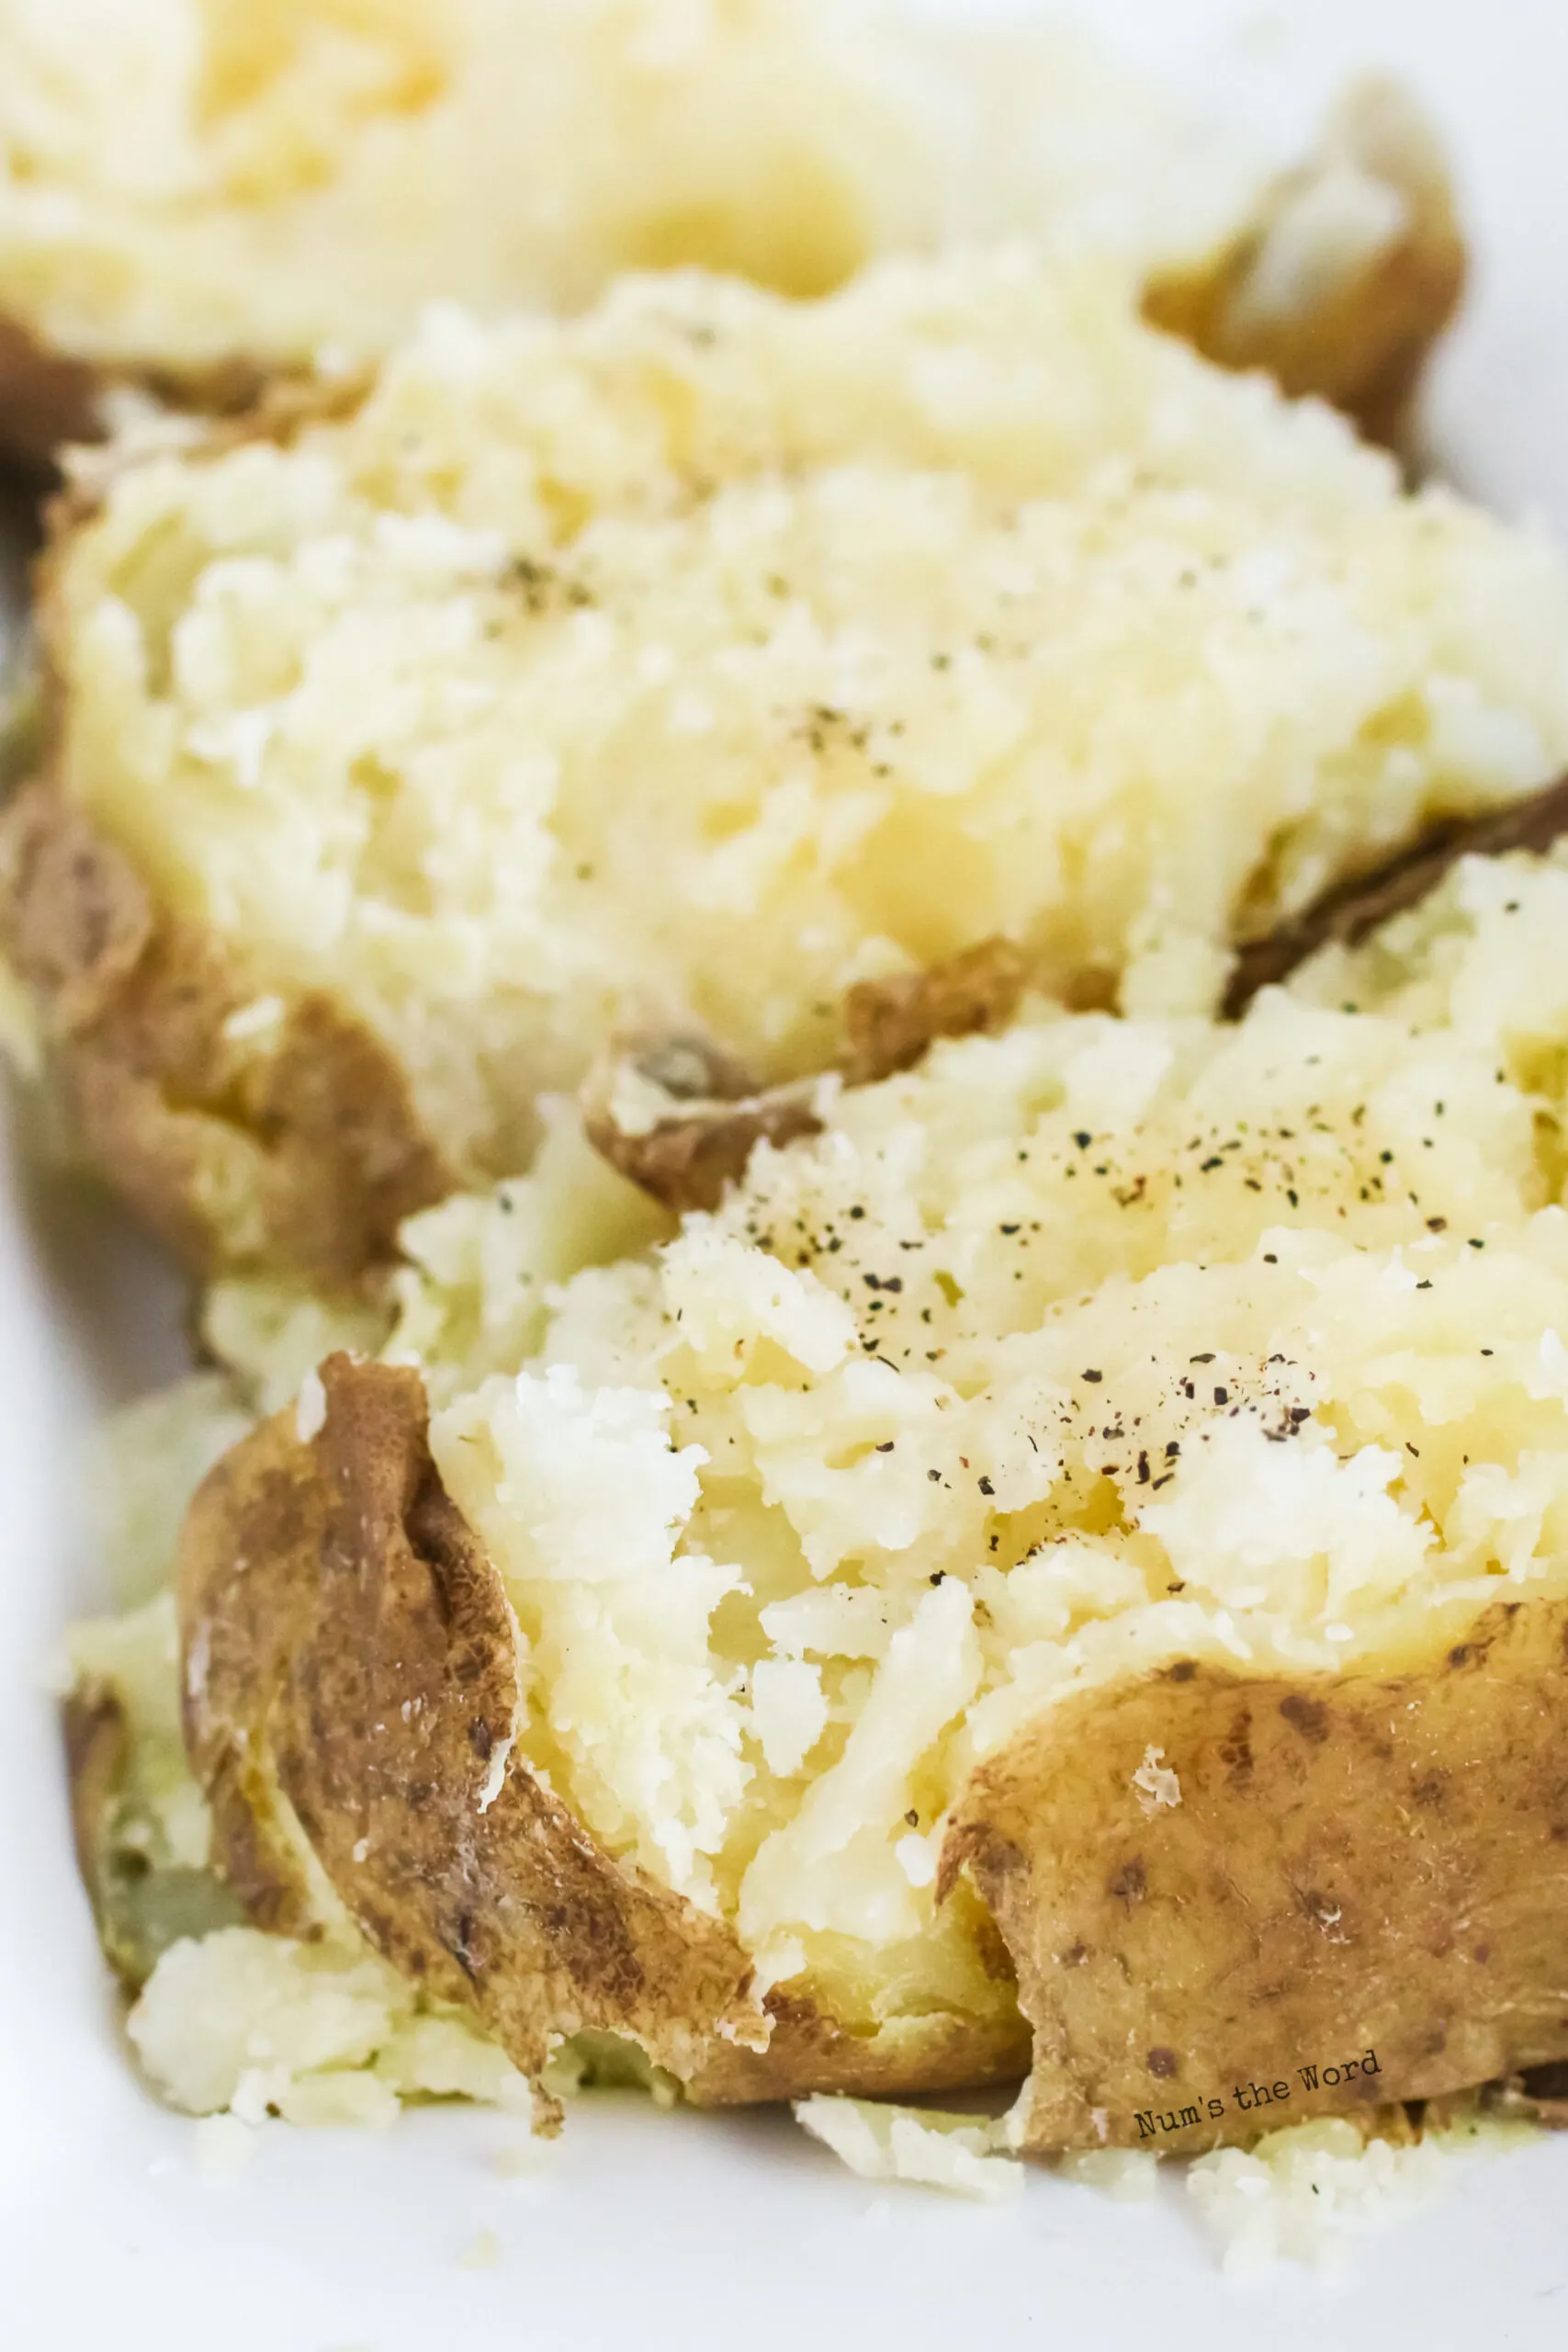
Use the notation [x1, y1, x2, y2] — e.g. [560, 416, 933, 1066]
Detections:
[5, 6, 1568, 2344]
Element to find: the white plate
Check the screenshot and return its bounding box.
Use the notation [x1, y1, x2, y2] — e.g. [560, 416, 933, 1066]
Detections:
[6, 5, 1568, 2343]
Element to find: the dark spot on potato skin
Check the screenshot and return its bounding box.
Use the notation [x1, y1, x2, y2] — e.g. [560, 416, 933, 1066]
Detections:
[1412, 1770, 1449, 1808]
[964, 1905, 1022, 1995]
[360, 1902, 400, 1961]
[954, 1828, 1027, 1892]
[1518, 2061, 1568, 2105]
[450, 1906, 480, 1981]
[1218, 1710, 1255, 1781]
[1062, 1942, 1090, 1967]
[1445, 1616, 1510, 1669]
[1278, 1692, 1329, 1742]
[1146, 2046, 1179, 2078]
[1109, 1858, 1147, 1906]
[1163, 1660, 1199, 1683]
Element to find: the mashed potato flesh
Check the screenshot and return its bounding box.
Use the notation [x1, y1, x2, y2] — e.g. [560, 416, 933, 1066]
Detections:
[0, 0, 1270, 369]
[399, 848, 1568, 2029]
[49, 254, 1568, 1186]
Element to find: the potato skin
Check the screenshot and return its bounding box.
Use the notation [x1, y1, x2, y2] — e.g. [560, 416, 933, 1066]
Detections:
[581, 1034, 825, 1217]
[943, 1601, 1568, 2155]
[1143, 79, 1466, 449]
[180, 1354, 764, 2098]
[0, 780, 453, 1281]
[689, 1982, 1030, 2109]
[0, 313, 286, 479]
[840, 936, 1031, 1086]
[1223, 768, 1568, 1015]
[0, 313, 105, 479]
[581, 937, 1037, 1218]
[63, 1682, 247, 1990]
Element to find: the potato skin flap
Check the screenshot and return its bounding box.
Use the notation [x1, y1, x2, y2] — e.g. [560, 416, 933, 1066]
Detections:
[944, 1603, 1568, 2153]
[180, 1354, 763, 2104]
[179, 1353, 1026, 2109]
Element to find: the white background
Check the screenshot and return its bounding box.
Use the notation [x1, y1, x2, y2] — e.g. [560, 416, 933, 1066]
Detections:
[5, 5, 1568, 2346]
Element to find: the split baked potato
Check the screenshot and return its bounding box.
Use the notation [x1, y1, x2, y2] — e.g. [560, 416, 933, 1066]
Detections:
[60, 835, 1568, 2151]
[5, 241, 1557, 1284]
[0, 2, 1461, 469]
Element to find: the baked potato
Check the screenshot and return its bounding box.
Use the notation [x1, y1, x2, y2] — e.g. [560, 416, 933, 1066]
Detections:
[85, 836, 1568, 2147]
[6, 243, 1559, 1283]
[0, 3, 1460, 471]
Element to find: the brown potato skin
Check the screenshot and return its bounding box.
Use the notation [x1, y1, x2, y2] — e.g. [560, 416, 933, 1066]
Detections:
[1144, 79, 1466, 449]
[0, 780, 453, 1281]
[689, 1978, 1030, 2109]
[581, 1034, 825, 1217]
[1223, 768, 1568, 1016]
[0, 313, 285, 479]
[582, 936, 1034, 1217]
[943, 1601, 1568, 2155]
[180, 1354, 763, 2098]
[840, 936, 1030, 1087]
[0, 314, 105, 480]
